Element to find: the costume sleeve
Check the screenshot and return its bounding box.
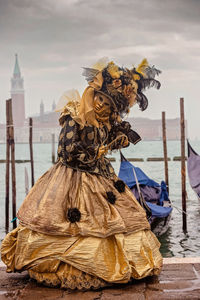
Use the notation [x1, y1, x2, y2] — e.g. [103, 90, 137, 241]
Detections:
[57, 115, 99, 165]
[107, 121, 141, 151]
[107, 122, 129, 151]
[108, 130, 130, 151]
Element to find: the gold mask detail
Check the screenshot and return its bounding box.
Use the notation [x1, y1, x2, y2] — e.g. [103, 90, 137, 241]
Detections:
[93, 92, 112, 119]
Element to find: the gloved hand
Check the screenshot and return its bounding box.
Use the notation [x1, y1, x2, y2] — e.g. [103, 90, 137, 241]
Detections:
[97, 145, 108, 159]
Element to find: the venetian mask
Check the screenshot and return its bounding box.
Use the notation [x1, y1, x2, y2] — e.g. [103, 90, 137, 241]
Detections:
[93, 92, 112, 119]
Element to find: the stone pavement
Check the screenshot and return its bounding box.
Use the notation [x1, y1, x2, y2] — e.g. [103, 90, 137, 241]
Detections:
[0, 258, 200, 300]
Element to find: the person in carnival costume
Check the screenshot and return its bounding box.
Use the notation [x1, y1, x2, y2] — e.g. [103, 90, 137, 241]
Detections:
[1, 58, 163, 289]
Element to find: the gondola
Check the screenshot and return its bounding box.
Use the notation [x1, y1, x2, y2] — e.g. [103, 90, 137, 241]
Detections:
[187, 140, 200, 199]
[118, 152, 172, 236]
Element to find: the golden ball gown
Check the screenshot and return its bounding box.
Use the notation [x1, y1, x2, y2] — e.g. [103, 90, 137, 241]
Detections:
[1, 114, 162, 289]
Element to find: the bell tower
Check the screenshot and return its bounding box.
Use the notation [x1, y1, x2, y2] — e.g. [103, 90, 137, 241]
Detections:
[40, 99, 44, 116]
[10, 54, 25, 127]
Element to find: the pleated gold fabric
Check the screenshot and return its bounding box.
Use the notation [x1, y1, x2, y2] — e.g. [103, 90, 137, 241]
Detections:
[1, 159, 163, 289]
[1, 225, 162, 289]
[17, 162, 150, 238]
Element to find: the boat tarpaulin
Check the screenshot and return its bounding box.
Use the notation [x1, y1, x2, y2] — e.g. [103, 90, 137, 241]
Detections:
[146, 202, 172, 218]
[118, 160, 160, 188]
[187, 141, 200, 197]
[118, 158, 171, 216]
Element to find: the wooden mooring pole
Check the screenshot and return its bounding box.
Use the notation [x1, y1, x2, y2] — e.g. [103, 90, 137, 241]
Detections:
[180, 98, 187, 231]
[5, 100, 11, 233]
[162, 111, 169, 193]
[52, 133, 55, 164]
[29, 118, 34, 186]
[9, 99, 17, 229]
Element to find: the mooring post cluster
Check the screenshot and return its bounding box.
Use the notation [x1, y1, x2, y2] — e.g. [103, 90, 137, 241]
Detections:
[161, 98, 187, 232]
[5, 99, 35, 232]
[4, 98, 188, 233]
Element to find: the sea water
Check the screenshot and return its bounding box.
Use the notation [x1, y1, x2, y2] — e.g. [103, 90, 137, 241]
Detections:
[0, 140, 200, 258]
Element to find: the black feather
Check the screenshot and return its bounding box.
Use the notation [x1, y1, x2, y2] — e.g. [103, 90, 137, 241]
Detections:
[136, 93, 148, 111]
[145, 66, 161, 79]
[139, 78, 161, 91]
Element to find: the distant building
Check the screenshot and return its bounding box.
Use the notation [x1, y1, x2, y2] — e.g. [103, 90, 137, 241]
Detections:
[31, 99, 59, 128]
[29, 99, 60, 142]
[11, 54, 25, 127]
[0, 55, 188, 143]
[127, 117, 187, 141]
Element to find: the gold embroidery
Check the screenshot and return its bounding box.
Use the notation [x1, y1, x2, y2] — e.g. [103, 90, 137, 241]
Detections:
[66, 131, 74, 139]
[69, 120, 75, 127]
[99, 129, 104, 138]
[81, 131, 86, 141]
[87, 132, 94, 140]
[57, 145, 62, 154]
[109, 166, 114, 173]
[79, 153, 85, 161]
[66, 145, 72, 151]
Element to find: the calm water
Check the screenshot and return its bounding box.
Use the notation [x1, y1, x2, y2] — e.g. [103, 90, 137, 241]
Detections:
[0, 140, 200, 258]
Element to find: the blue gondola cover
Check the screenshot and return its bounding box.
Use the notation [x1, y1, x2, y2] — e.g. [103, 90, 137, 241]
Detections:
[118, 160, 159, 188]
[146, 202, 172, 218]
[118, 158, 172, 218]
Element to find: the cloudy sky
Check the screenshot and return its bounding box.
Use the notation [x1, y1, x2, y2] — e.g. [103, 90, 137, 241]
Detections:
[0, 0, 200, 138]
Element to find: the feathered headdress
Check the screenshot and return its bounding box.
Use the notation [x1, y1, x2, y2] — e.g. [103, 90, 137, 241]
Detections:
[82, 58, 161, 115]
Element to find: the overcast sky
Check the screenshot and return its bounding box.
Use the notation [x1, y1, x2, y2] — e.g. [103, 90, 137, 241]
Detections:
[0, 0, 200, 138]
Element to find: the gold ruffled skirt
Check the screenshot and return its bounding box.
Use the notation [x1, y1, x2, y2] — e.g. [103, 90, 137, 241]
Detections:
[1, 162, 163, 289]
